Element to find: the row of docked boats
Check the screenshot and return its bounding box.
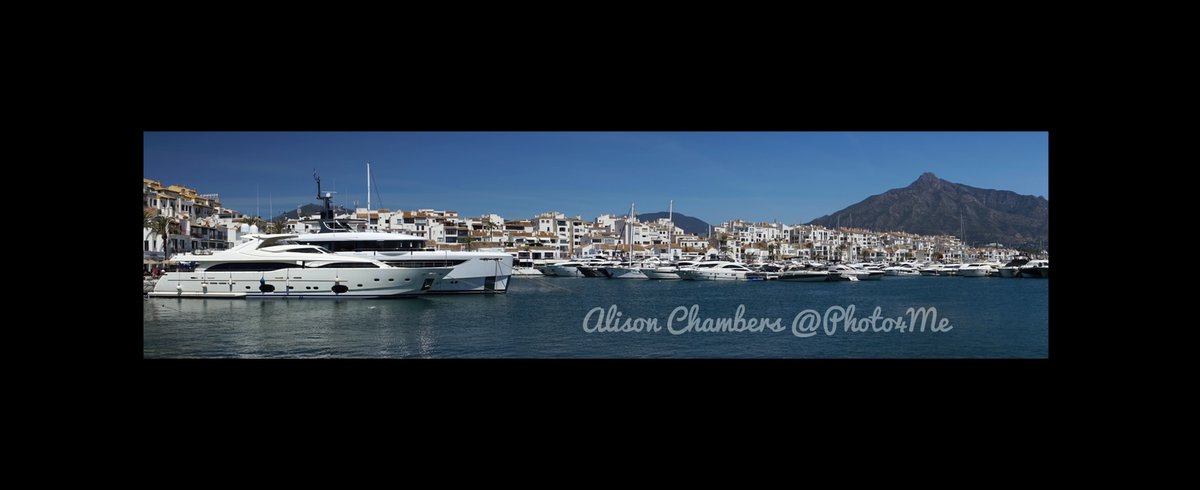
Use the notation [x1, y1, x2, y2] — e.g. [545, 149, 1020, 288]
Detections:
[529, 257, 1049, 281]
[915, 258, 1049, 278]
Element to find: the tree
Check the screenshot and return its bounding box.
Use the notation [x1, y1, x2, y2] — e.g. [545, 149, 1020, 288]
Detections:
[267, 218, 289, 234]
[462, 235, 478, 251]
[143, 207, 155, 228]
[150, 215, 179, 259]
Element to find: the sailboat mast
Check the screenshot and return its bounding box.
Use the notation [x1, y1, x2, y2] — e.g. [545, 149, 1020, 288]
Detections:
[960, 209, 965, 261]
[629, 203, 635, 261]
[367, 161, 371, 213]
[668, 199, 673, 260]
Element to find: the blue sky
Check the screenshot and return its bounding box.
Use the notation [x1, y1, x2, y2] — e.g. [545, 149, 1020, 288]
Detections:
[143, 132, 1048, 225]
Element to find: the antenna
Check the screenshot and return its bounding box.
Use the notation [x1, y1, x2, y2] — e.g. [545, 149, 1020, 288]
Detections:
[314, 170, 336, 220]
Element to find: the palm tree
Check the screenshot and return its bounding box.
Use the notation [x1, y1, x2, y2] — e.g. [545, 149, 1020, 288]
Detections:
[267, 218, 289, 234]
[150, 215, 179, 260]
[143, 207, 155, 229]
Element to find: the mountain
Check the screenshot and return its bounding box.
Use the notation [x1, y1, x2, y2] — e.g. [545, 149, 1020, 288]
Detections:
[272, 203, 353, 221]
[806, 172, 1048, 249]
[636, 212, 711, 236]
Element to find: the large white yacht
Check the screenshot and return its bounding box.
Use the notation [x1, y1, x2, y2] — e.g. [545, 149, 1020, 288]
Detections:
[292, 231, 513, 293]
[148, 235, 451, 298]
[957, 263, 996, 277]
[676, 261, 756, 281]
[288, 174, 513, 294]
[642, 261, 696, 280]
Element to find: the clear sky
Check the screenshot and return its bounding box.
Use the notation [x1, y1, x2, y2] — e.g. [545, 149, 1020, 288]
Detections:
[143, 132, 1048, 225]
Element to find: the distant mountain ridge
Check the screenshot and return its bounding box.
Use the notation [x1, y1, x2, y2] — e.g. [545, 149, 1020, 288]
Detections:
[806, 172, 1048, 249]
[636, 212, 711, 236]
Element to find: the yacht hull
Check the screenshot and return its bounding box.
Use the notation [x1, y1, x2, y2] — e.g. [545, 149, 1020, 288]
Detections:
[606, 267, 648, 279]
[957, 268, 992, 277]
[642, 269, 681, 280]
[778, 272, 830, 282]
[350, 252, 514, 293]
[148, 267, 450, 299]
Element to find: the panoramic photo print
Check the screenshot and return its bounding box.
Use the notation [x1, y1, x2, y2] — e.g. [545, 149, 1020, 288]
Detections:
[143, 132, 1049, 358]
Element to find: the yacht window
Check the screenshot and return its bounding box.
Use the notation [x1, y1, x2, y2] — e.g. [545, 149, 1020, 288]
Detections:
[208, 262, 300, 272]
[313, 262, 380, 268]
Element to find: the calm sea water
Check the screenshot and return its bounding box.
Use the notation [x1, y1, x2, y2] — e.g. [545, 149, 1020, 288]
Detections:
[143, 276, 1048, 358]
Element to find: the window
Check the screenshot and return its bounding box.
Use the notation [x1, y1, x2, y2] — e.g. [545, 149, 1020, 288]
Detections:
[207, 262, 299, 272]
[314, 262, 380, 268]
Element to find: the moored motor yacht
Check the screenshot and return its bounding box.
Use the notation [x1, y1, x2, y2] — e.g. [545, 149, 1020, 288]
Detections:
[292, 231, 512, 293]
[604, 263, 649, 279]
[290, 174, 512, 293]
[149, 235, 451, 298]
[997, 257, 1030, 278]
[642, 261, 696, 280]
[676, 261, 756, 281]
[882, 265, 920, 276]
[956, 263, 996, 277]
[828, 264, 879, 281]
[1019, 259, 1049, 278]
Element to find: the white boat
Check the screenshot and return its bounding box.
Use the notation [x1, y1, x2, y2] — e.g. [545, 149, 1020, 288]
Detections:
[603, 203, 649, 279]
[290, 173, 513, 293]
[828, 264, 877, 281]
[148, 235, 451, 298]
[510, 266, 543, 276]
[848, 263, 886, 280]
[882, 265, 920, 276]
[1019, 259, 1049, 278]
[580, 260, 619, 277]
[957, 263, 995, 277]
[919, 264, 945, 276]
[293, 232, 512, 293]
[642, 261, 696, 280]
[546, 258, 608, 277]
[676, 261, 756, 281]
[605, 265, 649, 279]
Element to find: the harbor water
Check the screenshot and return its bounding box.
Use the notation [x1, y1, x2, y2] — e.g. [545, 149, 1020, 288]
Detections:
[143, 276, 1048, 358]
